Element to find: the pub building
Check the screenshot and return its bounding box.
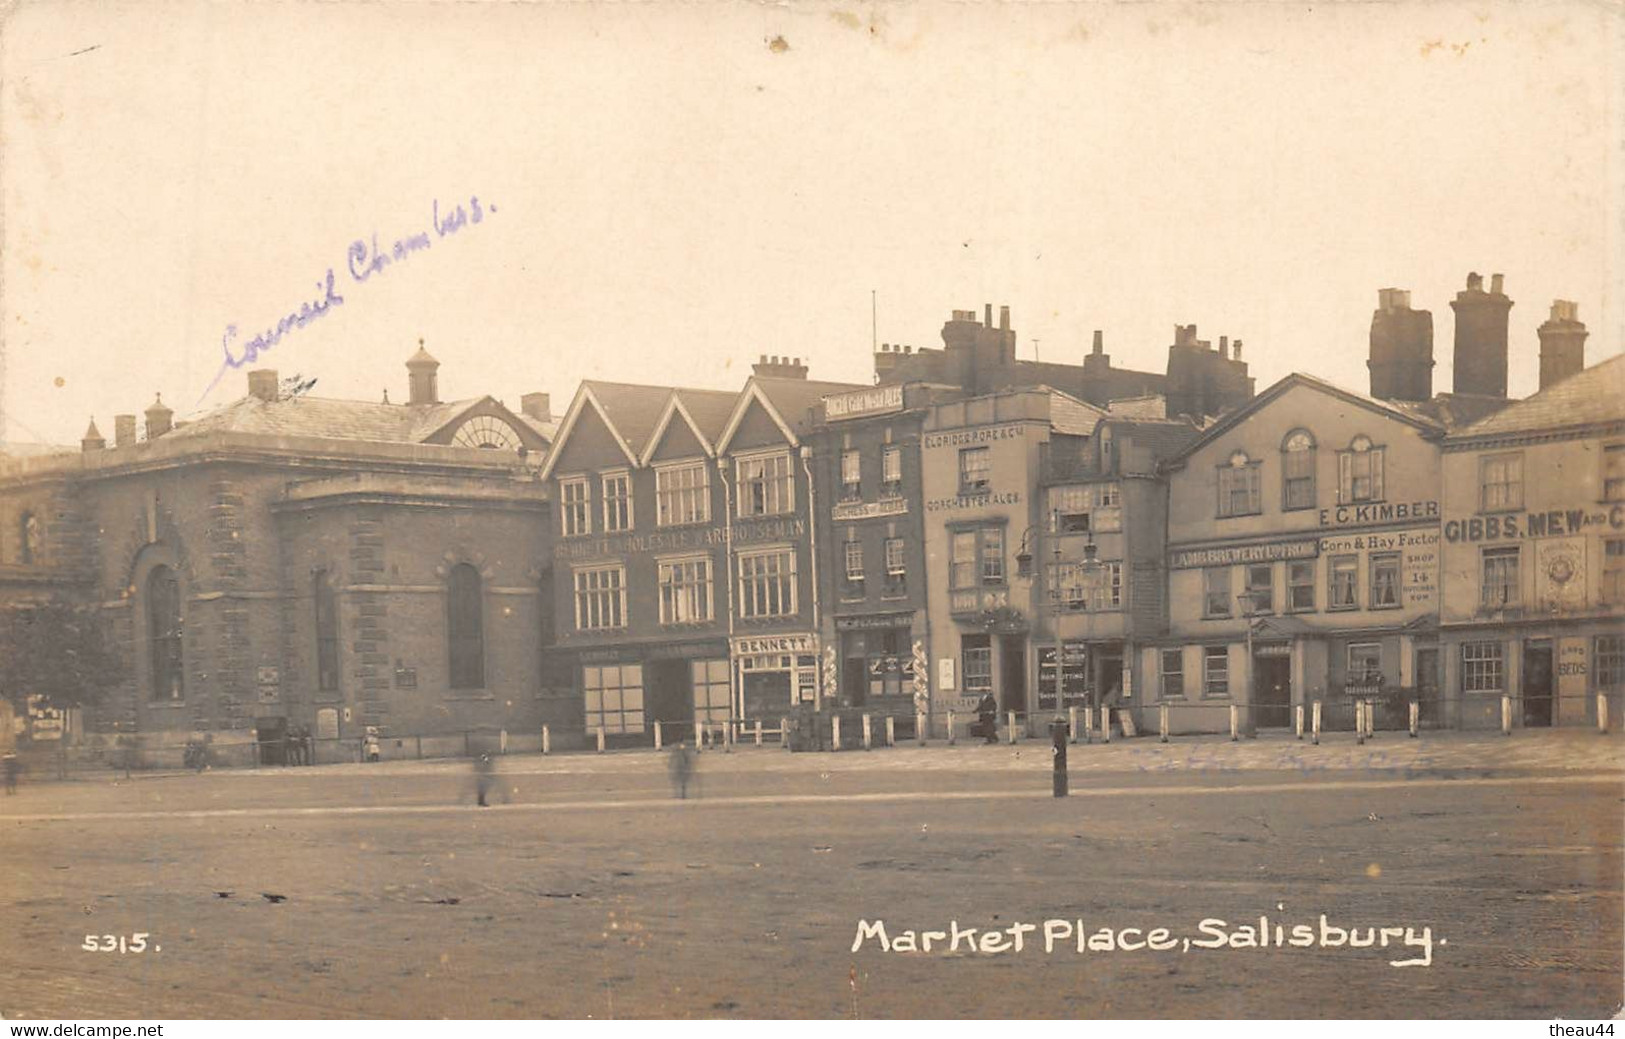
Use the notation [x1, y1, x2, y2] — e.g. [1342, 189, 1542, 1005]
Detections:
[540, 358, 863, 746]
[1033, 410, 1201, 723]
[1437, 351, 1625, 729]
[1159, 373, 1451, 732]
[806, 381, 944, 729]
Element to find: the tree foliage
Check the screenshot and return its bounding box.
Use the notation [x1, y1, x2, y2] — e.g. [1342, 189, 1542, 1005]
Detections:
[0, 598, 125, 713]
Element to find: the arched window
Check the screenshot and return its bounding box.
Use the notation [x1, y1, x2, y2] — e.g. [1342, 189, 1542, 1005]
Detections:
[146, 565, 184, 701]
[314, 570, 339, 693]
[447, 563, 485, 689]
[1216, 449, 1262, 518]
[1281, 429, 1317, 511]
[18, 511, 38, 565]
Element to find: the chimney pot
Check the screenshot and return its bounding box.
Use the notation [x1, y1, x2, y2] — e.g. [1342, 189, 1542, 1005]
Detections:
[1467, 272, 1483, 291]
[520, 392, 552, 423]
[1490, 273, 1504, 296]
[1233, 340, 1243, 360]
[247, 369, 280, 403]
[114, 414, 137, 448]
[984, 304, 993, 327]
[998, 305, 1010, 331]
[1091, 330, 1104, 355]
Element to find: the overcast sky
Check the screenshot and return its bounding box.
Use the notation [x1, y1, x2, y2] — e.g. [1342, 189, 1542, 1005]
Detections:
[2, 1, 1620, 446]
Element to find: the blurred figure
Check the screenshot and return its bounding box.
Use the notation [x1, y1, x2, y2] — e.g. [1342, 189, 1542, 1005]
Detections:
[973, 692, 998, 744]
[667, 741, 695, 799]
[473, 750, 496, 807]
[3, 752, 20, 794]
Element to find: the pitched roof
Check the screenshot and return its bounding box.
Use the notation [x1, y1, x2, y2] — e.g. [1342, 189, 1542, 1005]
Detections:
[578, 381, 679, 458]
[752, 377, 869, 438]
[1448, 353, 1625, 440]
[1106, 394, 1167, 420]
[1047, 389, 1107, 437]
[1165, 371, 1444, 466]
[672, 387, 740, 444]
[163, 395, 487, 445]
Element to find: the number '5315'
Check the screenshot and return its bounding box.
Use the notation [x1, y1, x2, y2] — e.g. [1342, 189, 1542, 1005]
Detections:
[82, 934, 152, 953]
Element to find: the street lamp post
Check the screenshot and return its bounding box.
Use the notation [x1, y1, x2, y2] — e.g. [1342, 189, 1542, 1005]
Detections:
[1237, 591, 1257, 737]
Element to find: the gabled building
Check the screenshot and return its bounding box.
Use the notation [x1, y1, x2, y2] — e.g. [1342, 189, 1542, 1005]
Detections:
[0, 348, 557, 764]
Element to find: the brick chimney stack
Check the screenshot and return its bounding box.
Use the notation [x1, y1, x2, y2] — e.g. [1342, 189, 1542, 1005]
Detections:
[521, 392, 552, 423]
[248, 369, 280, 403]
[114, 415, 137, 448]
[1368, 287, 1434, 402]
[1537, 300, 1588, 391]
[751, 355, 809, 380]
[1451, 271, 1513, 398]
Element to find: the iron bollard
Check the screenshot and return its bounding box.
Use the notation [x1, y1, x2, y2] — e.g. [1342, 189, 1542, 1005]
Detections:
[832, 715, 842, 751]
[862, 714, 873, 751]
[596, 726, 606, 754]
[1502, 695, 1513, 736]
[1100, 704, 1111, 743]
[1051, 717, 1069, 798]
[542, 725, 551, 755]
[1159, 702, 1170, 743]
[1294, 704, 1304, 740]
[916, 711, 927, 746]
[1007, 711, 1018, 744]
[654, 720, 663, 751]
[1069, 706, 1078, 744]
[1356, 701, 1365, 746]
[947, 710, 957, 746]
[1312, 700, 1321, 745]
[781, 717, 791, 750]
[1598, 693, 1609, 735]
[1230, 704, 1239, 742]
[885, 716, 895, 747]
[1409, 701, 1419, 738]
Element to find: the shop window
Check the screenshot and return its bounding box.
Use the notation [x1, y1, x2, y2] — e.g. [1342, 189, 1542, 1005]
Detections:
[951, 527, 1004, 589]
[1478, 453, 1523, 513]
[1281, 430, 1316, 511]
[1603, 538, 1625, 604]
[883, 537, 906, 597]
[573, 564, 626, 631]
[962, 635, 992, 694]
[584, 664, 644, 735]
[840, 450, 862, 501]
[1605, 444, 1625, 503]
[656, 462, 709, 526]
[1243, 564, 1273, 614]
[1202, 646, 1229, 699]
[1596, 635, 1624, 688]
[1287, 561, 1316, 612]
[691, 659, 731, 729]
[959, 447, 991, 496]
[314, 569, 339, 693]
[737, 547, 797, 618]
[1480, 546, 1520, 608]
[1337, 435, 1385, 504]
[1461, 641, 1504, 693]
[1347, 643, 1383, 686]
[1369, 552, 1401, 610]
[1217, 451, 1262, 518]
[1160, 648, 1185, 700]
[657, 556, 712, 625]
[1203, 567, 1232, 618]
[560, 477, 591, 536]
[447, 563, 485, 689]
[1329, 555, 1358, 611]
[146, 565, 184, 702]
[881, 446, 903, 497]
[737, 452, 794, 517]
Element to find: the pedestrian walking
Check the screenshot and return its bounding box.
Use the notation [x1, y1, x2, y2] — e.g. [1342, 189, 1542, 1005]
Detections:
[973, 692, 999, 744]
[3, 752, 20, 795]
[667, 741, 695, 799]
[473, 751, 496, 807]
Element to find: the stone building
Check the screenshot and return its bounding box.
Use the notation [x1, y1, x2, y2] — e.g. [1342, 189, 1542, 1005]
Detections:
[0, 349, 556, 764]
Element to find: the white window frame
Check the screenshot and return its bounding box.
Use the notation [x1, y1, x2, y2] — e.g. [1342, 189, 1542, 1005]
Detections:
[1369, 551, 1401, 610]
[1347, 642, 1383, 685]
[1217, 451, 1262, 518]
[560, 476, 591, 537]
[1604, 443, 1625, 503]
[657, 554, 713, 626]
[583, 664, 644, 736]
[655, 461, 710, 527]
[736, 545, 798, 619]
[884, 537, 906, 579]
[1461, 641, 1504, 694]
[572, 564, 626, 631]
[1202, 646, 1230, 699]
[1604, 538, 1625, 604]
[881, 446, 903, 495]
[601, 470, 632, 532]
[1159, 648, 1185, 700]
[843, 538, 865, 585]
[1328, 554, 1359, 611]
[840, 450, 862, 500]
[959, 447, 992, 495]
[1478, 452, 1523, 513]
[1481, 546, 1520, 608]
[1337, 435, 1385, 504]
[736, 451, 795, 517]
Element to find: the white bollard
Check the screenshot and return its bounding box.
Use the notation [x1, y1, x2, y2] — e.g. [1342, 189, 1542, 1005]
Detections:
[1311, 700, 1321, 745]
[1101, 705, 1111, 744]
[500, 728, 508, 754]
[1007, 711, 1018, 744]
[755, 719, 763, 746]
[1159, 702, 1170, 743]
[1230, 704, 1239, 742]
[781, 717, 791, 750]
[947, 710, 957, 746]
[832, 715, 842, 751]
[1409, 701, 1419, 738]
[1366, 699, 1376, 740]
[596, 726, 606, 754]
[653, 720, 663, 751]
[862, 714, 873, 751]
[542, 725, 551, 755]
[1356, 701, 1366, 746]
[885, 716, 895, 747]
[1502, 695, 1513, 736]
[916, 711, 927, 746]
[1294, 704, 1304, 740]
[1599, 693, 1610, 735]
[1068, 706, 1078, 744]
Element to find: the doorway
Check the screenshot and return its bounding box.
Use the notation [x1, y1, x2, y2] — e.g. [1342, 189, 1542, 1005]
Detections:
[842, 656, 867, 708]
[1522, 642, 1553, 727]
[998, 635, 1027, 716]
[1253, 655, 1292, 728]
[1415, 648, 1441, 726]
[646, 659, 691, 730]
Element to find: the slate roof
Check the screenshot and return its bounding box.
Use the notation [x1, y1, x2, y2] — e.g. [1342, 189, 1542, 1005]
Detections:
[752, 376, 868, 437]
[1106, 395, 1167, 420]
[1448, 353, 1625, 440]
[163, 395, 487, 445]
[1048, 390, 1107, 437]
[672, 387, 741, 445]
[580, 381, 681, 458]
[878, 347, 1166, 402]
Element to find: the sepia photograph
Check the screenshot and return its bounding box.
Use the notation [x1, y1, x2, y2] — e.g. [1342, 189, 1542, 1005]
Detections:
[0, 0, 1621, 1024]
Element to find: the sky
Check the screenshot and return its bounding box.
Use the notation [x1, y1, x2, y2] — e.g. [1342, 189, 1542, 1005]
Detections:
[2, 0, 1621, 446]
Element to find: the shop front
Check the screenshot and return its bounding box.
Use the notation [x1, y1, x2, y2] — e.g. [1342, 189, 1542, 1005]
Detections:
[575, 638, 731, 746]
[731, 632, 821, 721]
[834, 610, 925, 714]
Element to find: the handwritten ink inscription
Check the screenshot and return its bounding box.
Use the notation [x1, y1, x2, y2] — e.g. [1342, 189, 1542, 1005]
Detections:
[201, 194, 498, 402]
